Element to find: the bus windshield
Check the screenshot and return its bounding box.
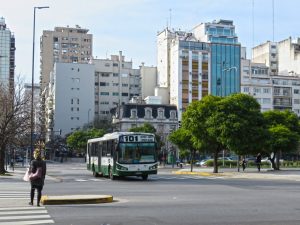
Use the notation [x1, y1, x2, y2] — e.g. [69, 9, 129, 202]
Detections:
[118, 143, 156, 164]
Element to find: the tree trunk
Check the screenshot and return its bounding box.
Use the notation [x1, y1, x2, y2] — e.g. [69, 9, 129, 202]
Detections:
[213, 151, 218, 173]
[0, 147, 6, 174]
[275, 151, 280, 170]
[190, 149, 195, 172]
[270, 152, 279, 170]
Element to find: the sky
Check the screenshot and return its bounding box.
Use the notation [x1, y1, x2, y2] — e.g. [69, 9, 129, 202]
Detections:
[1, 0, 300, 83]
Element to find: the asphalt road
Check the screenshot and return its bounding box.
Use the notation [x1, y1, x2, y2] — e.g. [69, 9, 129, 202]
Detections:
[1, 163, 300, 225]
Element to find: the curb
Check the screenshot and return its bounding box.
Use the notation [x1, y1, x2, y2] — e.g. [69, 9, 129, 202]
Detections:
[172, 171, 224, 176]
[41, 195, 113, 205]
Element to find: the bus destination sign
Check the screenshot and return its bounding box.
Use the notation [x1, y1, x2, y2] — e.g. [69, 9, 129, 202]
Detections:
[120, 135, 155, 143]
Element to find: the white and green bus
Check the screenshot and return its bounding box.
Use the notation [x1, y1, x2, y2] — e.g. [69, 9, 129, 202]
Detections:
[87, 132, 158, 180]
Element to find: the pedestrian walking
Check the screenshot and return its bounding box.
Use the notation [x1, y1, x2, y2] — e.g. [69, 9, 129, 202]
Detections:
[256, 153, 262, 172]
[29, 149, 46, 206]
[241, 158, 247, 171]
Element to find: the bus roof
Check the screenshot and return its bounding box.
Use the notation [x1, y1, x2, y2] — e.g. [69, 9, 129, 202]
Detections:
[87, 132, 155, 143]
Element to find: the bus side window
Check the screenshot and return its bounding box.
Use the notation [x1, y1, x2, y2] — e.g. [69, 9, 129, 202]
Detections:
[102, 141, 107, 156]
[107, 141, 113, 157]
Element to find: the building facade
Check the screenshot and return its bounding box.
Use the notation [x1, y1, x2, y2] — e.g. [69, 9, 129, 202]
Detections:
[40, 25, 93, 139]
[0, 17, 15, 89]
[157, 19, 241, 120]
[40, 25, 93, 92]
[94, 52, 140, 120]
[45, 63, 95, 140]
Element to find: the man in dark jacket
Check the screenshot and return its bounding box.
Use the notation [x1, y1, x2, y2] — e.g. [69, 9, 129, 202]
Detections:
[29, 150, 46, 206]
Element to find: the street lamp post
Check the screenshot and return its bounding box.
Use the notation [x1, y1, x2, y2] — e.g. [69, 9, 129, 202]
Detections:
[88, 108, 91, 127]
[30, 6, 49, 161]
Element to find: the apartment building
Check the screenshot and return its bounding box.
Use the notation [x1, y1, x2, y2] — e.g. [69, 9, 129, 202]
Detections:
[252, 41, 278, 75]
[94, 52, 140, 120]
[0, 17, 15, 89]
[241, 59, 273, 112]
[241, 57, 300, 116]
[40, 25, 93, 92]
[45, 63, 94, 139]
[40, 25, 93, 139]
[157, 19, 241, 120]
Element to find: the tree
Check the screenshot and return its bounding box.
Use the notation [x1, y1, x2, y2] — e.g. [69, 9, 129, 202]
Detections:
[211, 93, 268, 170]
[66, 128, 105, 154]
[183, 95, 224, 173]
[168, 128, 199, 172]
[263, 110, 300, 170]
[0, 81, 31, 174]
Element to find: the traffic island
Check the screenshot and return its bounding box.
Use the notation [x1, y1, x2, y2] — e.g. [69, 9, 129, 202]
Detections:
[172, 171, 225, 176]
[41, 195, 113, 205]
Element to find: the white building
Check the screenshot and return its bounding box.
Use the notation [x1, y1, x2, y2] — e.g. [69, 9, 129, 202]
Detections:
[241, 49, 300, 116]
[93, 52, 140, 120]
[140, 63, 157, 99]
[241, 59, 273, 112]
[46, 63, 94, 139]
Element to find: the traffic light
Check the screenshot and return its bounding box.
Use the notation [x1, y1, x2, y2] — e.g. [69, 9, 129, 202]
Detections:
[178, 121, 181, 128]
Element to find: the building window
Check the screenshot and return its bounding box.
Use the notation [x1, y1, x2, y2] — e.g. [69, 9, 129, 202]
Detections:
[243, 87, 249, 93]
[262, 98, 271, 104]
[130, 109, 137, 119]
[157, 108, 165, 119]
[294, 99, 300, 104]
[170, 110, 176, 120]
[263, 88, 270, 94]
[294, 89, 300, 94]
[101, 73, 109, 77]
[113, 63, 118, 67]
[254, 88, 261, 93]
[113, 92, 119, 96]
[122, 84, 128, 87]
[122, 93, 128, 96]
[144, 108, 152, 119]
[100, 92, 109, 96]
[113, 73, 119, 77]
[112, 83, 118, 86]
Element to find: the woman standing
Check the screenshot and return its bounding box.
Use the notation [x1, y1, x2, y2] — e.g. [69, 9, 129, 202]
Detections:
[29, 150, 47, 206]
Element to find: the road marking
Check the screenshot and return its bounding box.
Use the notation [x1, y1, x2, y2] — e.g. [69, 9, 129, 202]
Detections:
[0, 219, 54, 225]
[75, 179, 87, 182]
[0, 207, 54, 225]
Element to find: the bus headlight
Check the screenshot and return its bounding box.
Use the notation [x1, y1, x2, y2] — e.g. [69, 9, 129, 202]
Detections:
[149, 164, 158, 170]
[116, 164, 128, 171]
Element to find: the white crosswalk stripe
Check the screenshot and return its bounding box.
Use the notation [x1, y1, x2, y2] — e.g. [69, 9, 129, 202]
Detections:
[0, 207, 54, 225]
[0, 182, 54, 224]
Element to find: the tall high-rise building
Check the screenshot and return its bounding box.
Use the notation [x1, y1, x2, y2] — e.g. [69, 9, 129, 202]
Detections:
[0, 17, 15, 89]
[157, 19, 241, 120]
[40, 25, 93, 92]
[39, 25, 93, 139]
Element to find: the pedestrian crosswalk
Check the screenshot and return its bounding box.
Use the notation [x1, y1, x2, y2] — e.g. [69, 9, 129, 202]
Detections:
[0, 182, 54, 224]
[0, 206, 54, 224]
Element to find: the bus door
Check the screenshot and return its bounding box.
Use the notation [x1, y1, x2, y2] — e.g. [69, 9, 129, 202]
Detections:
[88, 143, 91, 169]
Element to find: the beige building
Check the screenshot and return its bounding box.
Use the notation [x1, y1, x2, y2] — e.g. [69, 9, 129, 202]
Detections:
[252, 41, 278, 75]
[39, 25, 93, 139]
[40, 25, 93, 92]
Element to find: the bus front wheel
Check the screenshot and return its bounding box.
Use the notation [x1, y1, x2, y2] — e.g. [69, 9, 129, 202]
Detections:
[142, 175, 148, 180]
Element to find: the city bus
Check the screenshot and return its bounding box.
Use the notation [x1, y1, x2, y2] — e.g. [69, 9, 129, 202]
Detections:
[87, 132, 158, 180]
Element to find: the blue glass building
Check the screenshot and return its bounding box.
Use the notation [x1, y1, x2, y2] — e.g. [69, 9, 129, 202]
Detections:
[194, 19, 241, 96]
